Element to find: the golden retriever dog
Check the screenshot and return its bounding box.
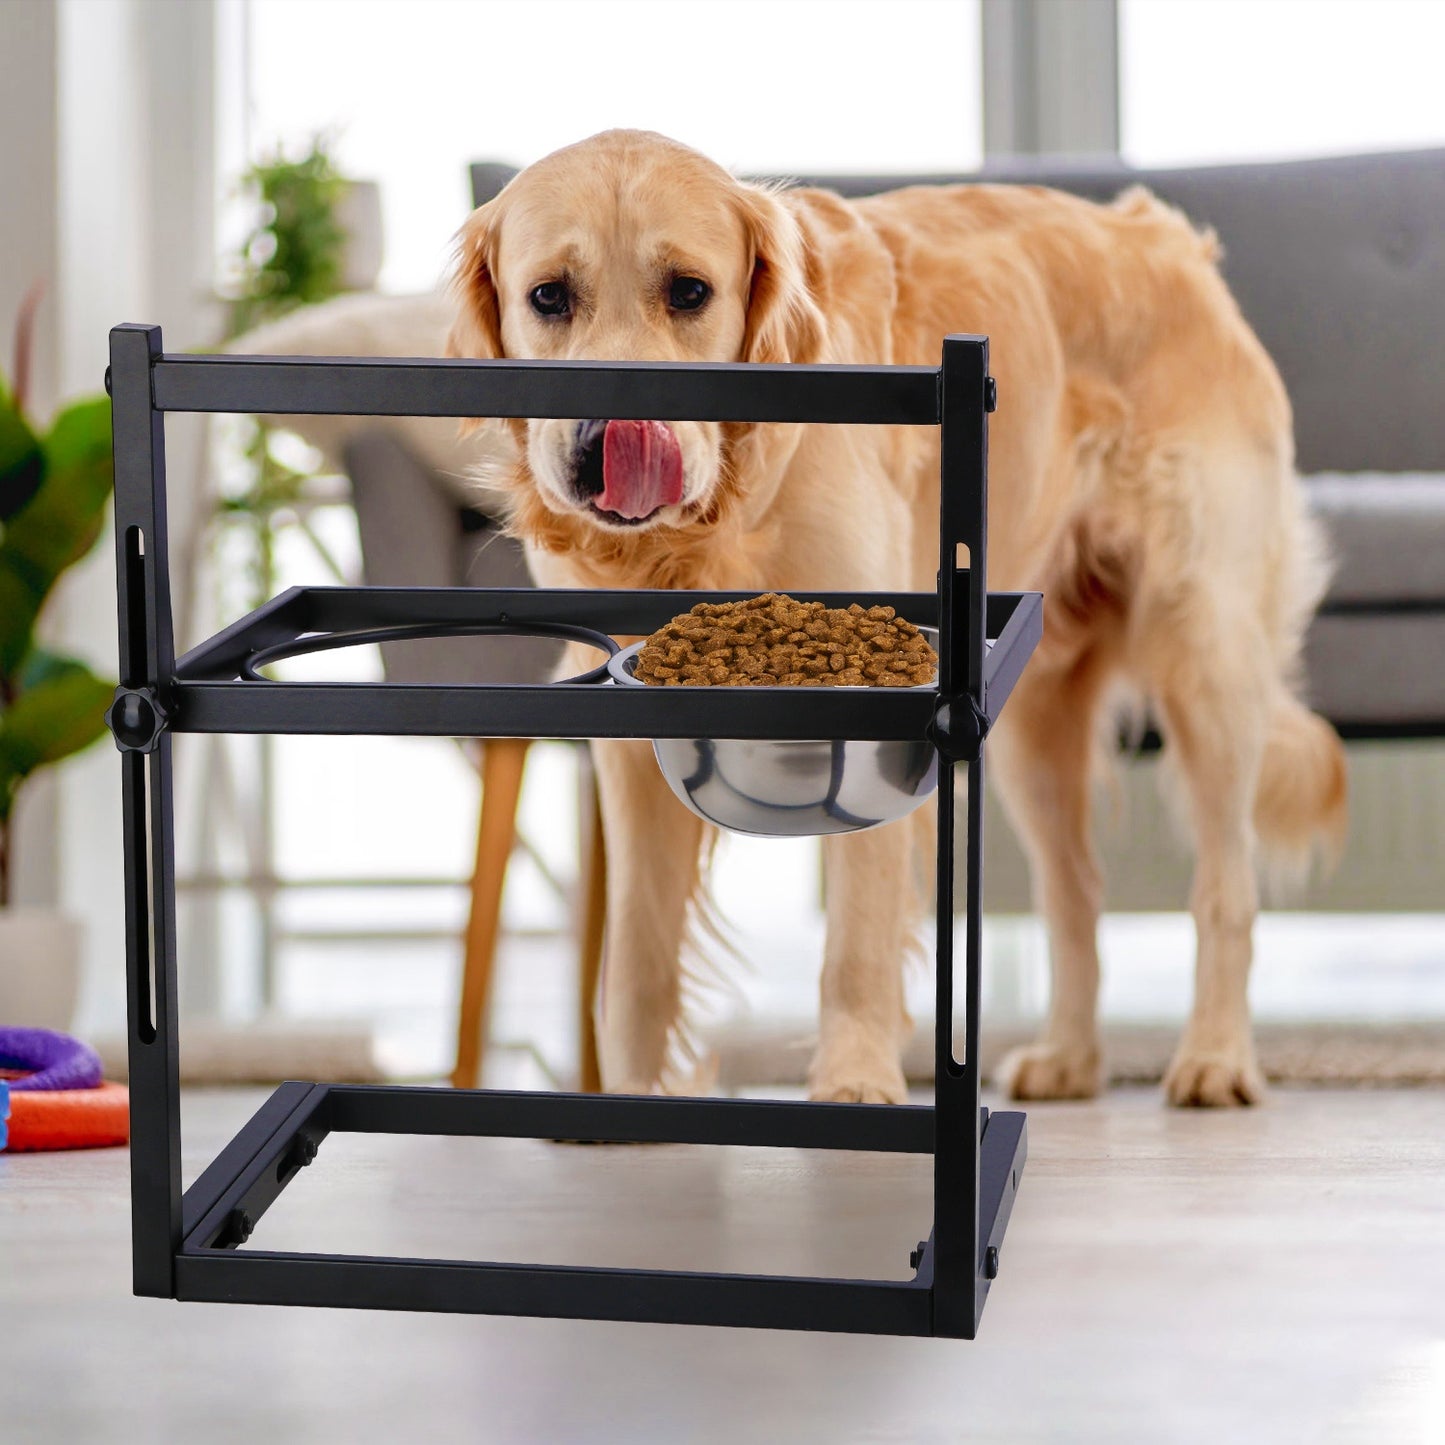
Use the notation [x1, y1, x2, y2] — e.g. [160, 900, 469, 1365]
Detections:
[447, 129, 1346, 1107]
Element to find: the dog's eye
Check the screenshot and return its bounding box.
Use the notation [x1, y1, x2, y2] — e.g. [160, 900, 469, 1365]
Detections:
[668, 276, 710, 312]
[530, 282, 571, 318]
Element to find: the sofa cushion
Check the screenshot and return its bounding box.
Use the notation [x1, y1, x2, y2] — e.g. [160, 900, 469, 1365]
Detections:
[1303, 613, 1444, 728]
[776, 151, 1445, 478]
[1306, 473, 1445, 605]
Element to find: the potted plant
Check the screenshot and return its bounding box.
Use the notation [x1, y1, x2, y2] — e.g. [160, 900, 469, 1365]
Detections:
[218, 134, 371, 608]
[0, 298, 115, 1028]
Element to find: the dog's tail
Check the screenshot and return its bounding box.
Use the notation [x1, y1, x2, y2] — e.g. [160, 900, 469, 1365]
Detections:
[1253, 690, 1348, 876]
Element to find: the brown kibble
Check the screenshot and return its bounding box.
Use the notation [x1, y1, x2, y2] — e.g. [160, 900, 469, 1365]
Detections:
[629, 592, 937, 689]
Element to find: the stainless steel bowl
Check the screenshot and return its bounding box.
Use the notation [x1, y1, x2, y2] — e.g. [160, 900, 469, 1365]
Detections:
[606, 630, 940, 837]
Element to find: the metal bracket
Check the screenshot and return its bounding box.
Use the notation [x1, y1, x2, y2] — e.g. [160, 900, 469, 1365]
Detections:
[106, 686, 169, 753]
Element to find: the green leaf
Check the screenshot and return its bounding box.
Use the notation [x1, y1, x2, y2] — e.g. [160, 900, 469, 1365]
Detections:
[45, 395, 113, 491]
[0, 657, 115, 822]
[0, 381, 44, 523]
[0, 392, 114, 678]
[15, 645, 100, 692]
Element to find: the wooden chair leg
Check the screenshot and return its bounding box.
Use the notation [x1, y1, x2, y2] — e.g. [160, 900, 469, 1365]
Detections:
[452, 737, 530, 1089]
[577, 761, 606, 1094]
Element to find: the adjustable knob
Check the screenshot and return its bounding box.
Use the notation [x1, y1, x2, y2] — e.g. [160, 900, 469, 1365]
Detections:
[105, 688, 168, 753]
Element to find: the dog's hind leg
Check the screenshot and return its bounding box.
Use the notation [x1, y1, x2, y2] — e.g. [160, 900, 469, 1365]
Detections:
[1146, 611, 1270, 1107]
[990, 650, 1114, 1101]
[809, 823, 917, 1104]
[590, 737, 707, 1095]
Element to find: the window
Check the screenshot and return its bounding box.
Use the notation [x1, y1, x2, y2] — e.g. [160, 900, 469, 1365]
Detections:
[247, 0, 982, 293]
[1121, 0, 1445, 166]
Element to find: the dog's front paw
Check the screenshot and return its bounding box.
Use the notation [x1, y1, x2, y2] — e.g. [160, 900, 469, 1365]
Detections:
[1164, 1045, 1264, 1107]
[807, 1045, 908, 1105]
[996, 1040, 1101, 1101]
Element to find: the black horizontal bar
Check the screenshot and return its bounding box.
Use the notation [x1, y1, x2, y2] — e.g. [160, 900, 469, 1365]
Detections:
[325, 1084, 934, 1152]
[152, 354, 942, 426]
[174, 1251, 932, 1334]
[169, 679, 936, 739]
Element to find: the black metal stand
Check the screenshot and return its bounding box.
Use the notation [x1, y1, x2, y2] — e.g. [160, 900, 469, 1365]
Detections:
[106, 324, 1042, 1337]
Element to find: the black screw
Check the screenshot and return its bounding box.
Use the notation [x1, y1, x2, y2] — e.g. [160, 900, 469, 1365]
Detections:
[984, 1245, 999, 1279]
[104, 366, 113, 396]
[984, 376, 998, 413]
[909, 1240, 928, 1271]
[291, 1134, 319, 1168]
[227, 1208, 254, 1246]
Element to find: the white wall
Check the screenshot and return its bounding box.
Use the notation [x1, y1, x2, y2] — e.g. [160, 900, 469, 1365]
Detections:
[1, 3, 63, 911]
[0, 2, 60, 416]
[0, 0, 225, 1033]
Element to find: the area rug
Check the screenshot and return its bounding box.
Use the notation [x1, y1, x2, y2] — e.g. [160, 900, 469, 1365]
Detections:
[704, 1018, 1445, 1089]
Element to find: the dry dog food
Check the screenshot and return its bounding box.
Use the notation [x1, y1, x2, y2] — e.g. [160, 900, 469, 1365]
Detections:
[632, 592, 937, 687]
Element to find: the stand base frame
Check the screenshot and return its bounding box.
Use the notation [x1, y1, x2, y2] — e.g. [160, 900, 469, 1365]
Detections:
[175, 1083, 1025, 1337]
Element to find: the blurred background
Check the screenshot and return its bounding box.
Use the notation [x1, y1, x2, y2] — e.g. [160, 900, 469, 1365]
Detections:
[2, 0, 1443, 1090]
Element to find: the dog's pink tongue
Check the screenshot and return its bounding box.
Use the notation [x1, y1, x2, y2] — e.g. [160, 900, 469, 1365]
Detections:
[599, 420, 683, 519]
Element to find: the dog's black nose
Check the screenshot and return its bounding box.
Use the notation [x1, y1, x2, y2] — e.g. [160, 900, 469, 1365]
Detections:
[572, 418, 607, 498]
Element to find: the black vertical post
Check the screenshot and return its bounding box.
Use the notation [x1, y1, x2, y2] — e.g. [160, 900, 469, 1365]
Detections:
[932, 335, 990, 1337]
[110, 324, 182, 1297]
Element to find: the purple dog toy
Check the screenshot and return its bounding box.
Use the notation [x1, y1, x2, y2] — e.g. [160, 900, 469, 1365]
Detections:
[0, 1026, 105, 1093]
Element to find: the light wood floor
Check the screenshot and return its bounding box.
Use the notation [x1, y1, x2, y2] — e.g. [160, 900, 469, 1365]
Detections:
[3, 1085, 1443, 1444]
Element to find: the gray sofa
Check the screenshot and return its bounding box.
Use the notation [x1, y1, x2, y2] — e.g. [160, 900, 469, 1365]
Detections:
[469, 149, 1445, 737]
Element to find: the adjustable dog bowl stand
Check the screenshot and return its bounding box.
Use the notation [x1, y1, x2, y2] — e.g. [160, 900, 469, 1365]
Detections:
[106, 324, 1042, 1337]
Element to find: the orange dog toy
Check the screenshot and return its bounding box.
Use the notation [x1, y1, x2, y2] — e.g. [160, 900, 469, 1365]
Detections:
[0, 1079, 129, 1152]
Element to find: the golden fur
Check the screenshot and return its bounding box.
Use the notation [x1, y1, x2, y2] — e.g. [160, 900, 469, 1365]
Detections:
[448, 130, 1346, 1106]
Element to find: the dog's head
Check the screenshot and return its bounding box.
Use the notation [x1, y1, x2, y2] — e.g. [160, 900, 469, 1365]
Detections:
[447, 130, 826, 552]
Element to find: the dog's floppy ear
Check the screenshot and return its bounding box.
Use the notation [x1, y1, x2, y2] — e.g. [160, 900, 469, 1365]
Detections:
[446, 200, 504, 362]
[445, 201, 505, 436]
[735, 184, 827, 366]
